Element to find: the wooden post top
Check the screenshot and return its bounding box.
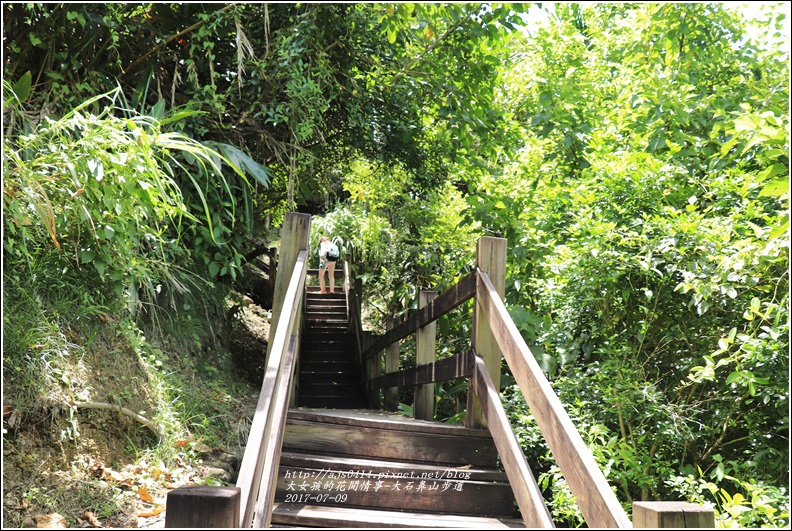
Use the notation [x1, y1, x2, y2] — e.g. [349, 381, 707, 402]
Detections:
[633, 501, 715, 528]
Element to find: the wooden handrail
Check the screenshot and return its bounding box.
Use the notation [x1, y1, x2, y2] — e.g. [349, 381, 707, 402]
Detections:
[469, 353, 554, 528]
[252, 335, 298, 527]
[368, 350, 472, 389]
[360, 271, 476, 361]
[476, 269, 632, 529]
[236, 249, 308, 527]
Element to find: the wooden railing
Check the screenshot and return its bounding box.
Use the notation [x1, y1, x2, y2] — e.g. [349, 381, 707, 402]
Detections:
[234, 249, 307, 527]
[165, 212, 312, 529]
[165, 225, 713, 528]
[362, 237, 633, 528]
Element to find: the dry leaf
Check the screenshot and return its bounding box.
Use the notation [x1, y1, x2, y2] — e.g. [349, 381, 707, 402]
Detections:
[31, 513, 67, 528]
[192, 441, 212, 453]
[8, 409, 19, 428]
[82, 511, 101, 527]
[137, 485, 155, 503]
[97, 313, 116, 323]
[102, 468, 125, 483]
[3, 405, 13, 419]
[138, 505, 164, 518]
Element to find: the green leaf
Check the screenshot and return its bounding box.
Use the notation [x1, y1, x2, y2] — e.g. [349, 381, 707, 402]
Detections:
[757, 163, 788, 181]
[208, 261, 220, 278]
[150, 100, 166, 120]
[758, 176, 789, 197]
[13, 71, 32, 102]
[768, 215, 789, 239]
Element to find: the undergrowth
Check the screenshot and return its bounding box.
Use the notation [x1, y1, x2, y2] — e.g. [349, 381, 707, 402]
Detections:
[2, 265, 256, 527]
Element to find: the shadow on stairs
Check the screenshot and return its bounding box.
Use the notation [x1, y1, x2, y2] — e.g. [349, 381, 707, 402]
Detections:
[299, 289, 367, 409]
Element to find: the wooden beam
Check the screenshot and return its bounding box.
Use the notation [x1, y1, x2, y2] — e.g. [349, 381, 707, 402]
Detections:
[165, 486, 240, 528]
[361, 271, 476, 361]
[370, 351, 472, 389]
[268, 213, 311, 357]
[367, 347, 382, 409]
[476, 270, 631, 528]
[467, 237, 507, 430]
[415, 290, 437, 420]
[383, 317, 400, 411]
[236, 250, 307, 527]
[633, 502, 714, 528]
[469, 355, 553, 528]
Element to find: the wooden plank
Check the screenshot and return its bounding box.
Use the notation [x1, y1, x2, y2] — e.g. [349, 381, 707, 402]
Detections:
[271, 503, 527, 529]
[633, 502, 714, 528]
[361, 271, 476, 361]
[370, 351, 472, 390]
[275, 469, 515, 517]
[236, 250, 307, 527]
[467, 237, 507, 430]
[476, 270, 631, 528]
[279, 452, 509, 482]
[253, 335, 299, 528]
[470, 355, 553, 528]
[165, 486, 240, 528]
[287, 408, 492, 438]
[415, 290, 437, 420]
[383, 317, 400, 411]
[282, 420, 498, 467]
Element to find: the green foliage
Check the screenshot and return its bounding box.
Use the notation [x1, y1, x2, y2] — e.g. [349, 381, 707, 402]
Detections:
[467, 2, 789, 525]
[3, 88, 263, 320]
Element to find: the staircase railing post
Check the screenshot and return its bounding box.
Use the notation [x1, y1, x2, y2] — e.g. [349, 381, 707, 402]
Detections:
[633, 502, 715, 528]
[415, 290, 437, 420]
[467, 236, 507, 430]
[383, 317, 400, 411]
[165, 486, 240, 528]
[267, 213, 311, 358]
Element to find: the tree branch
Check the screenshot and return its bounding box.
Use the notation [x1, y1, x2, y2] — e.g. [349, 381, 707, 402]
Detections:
[120, 4, 236, 78]
[73, 401, 162, 437]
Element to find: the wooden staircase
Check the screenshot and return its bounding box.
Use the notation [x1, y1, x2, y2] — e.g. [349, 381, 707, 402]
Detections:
[298, 288, 367, 409]
[272, 409, 524, 528]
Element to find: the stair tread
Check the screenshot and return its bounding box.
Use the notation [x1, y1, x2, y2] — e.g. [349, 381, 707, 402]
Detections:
[271, 503, 525, 528]
[287, 408, 491, 438]
[279, 452, 507, 480]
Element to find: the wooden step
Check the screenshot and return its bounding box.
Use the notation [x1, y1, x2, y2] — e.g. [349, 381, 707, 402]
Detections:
[300, 382, 365, 397]
[300, 328, 355, 346]
[305, 306, 347, 319]
[300, 360, 359, 373]
[300, 371, 361, 385]
[279, 452, 509, 483]
[271, 503, 526, 528]
[300, 351, 357, 361]
[297, 396, 368, 409]
[283, 410, 498, 468]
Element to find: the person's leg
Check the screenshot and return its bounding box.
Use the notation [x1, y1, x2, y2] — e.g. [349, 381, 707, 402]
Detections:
[328, 261, 336, 292]
[319, 260, 326, 293]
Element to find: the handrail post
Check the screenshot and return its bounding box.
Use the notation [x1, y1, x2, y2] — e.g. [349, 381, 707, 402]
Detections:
[165, 486, 240, 528]
[467, 237, 507, 429]
[383, 317, 400, 411]
[367, 346, 382, 409]
[633, 502, 714, 528]
[415, 290, 437, 420]
[267, 212, 311, 357]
